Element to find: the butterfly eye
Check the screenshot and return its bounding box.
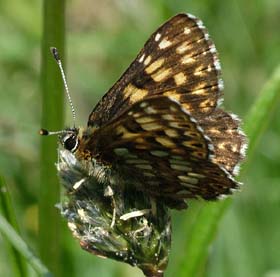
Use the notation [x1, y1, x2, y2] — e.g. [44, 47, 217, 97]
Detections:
[63, 134, 79, 152]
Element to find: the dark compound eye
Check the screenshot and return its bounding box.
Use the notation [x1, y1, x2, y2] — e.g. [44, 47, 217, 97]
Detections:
[63, 134, 78, 152]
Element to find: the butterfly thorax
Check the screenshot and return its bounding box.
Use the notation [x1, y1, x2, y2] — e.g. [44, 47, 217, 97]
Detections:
[59, 126, 127, 191]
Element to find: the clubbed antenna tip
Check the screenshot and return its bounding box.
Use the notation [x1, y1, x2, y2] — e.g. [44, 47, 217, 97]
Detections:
[50, 47, 60, 62]
[39, 128, 49, 136]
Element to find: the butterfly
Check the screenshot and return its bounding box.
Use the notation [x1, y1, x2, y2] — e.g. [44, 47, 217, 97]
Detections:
[43, 13, 247, 210]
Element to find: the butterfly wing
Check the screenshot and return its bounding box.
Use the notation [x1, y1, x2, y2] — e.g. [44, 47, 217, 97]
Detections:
[88, 13, 223, 128]
[82, 13, 247, 208]
[81, 96, 239, 209]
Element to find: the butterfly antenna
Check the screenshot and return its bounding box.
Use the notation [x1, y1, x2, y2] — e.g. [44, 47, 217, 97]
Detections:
[39, 128, 68, 136]
[50, 47, 76, 127]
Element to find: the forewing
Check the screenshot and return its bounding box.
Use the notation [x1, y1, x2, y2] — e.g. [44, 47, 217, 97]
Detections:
[88, 13, 223, 127]
[84, 97, 238, 206]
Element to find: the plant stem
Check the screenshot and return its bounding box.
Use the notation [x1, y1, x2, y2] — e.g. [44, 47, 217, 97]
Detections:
[39, 1, 65, 276]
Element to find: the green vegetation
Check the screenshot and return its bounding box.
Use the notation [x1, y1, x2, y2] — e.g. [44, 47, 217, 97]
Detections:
[0, 1, 280, 276]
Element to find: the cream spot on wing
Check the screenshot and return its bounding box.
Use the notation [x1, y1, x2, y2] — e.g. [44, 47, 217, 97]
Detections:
[182, 103, 192, 111]
[144, 55, 152, 65]
[139, 54, 145, 63]
[155, 137, 175, 148]
[144, 106, 157, 114]
[164, 128, 178, 138]
[188, 172, 205, 178]
[169, 122, 181, 128]
[192, 88, 207, 95]
[181, 55, 195, 64]
[199, 99, 214, 111]
[135, 137, 146, 144]
[172, 148, 186, 155]
[170, 164, 191, 172]
[145, 58, 165, 74]
[184, 27, 191, 34]
[183, 130, 200, 137]
[162, 114, 175, 120]
[159, 38, 172, 49]
[150, 150, 169, 157]
[194, 66, 205, 76]
[176, 189, 191, 195]
[116, 126, 138, 139]
[178, 175, 199, 184]
[140, 102, 148, 108]
[218, 142, 226, 150]
[135, 164, 153, 170]
[135, 144, 149, 150]
[208, 128, 221, 134]
[180, 182, 197, 188]
[170, 105, 178, 112]
[174, 72, 187, 85]
[163, 91, 180, 101]
[231, 144, 238, 152]
[132, 112, 142, 118]
[114, 148, 129, 156]
[135, 116, 154, 124]
[176, 42, 191, 54]
[143, 171, 156, 177]
[123, 84, 148, 103]
[151, 68, 171, 82]
[141, 123, 162, 131]
[155, 33, 161, 41]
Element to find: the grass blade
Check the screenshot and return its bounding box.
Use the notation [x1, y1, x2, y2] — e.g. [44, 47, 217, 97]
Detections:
[39, 0, 65, 276]
[0, 175, 28, 277]
[176, 64, 280, 277]
[0, 214, 52, 277]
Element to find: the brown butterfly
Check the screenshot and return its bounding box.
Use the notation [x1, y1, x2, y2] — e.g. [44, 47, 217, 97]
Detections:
[42, 13, 247, 210]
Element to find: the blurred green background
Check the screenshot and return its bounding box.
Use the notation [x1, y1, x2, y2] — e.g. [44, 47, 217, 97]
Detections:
[0, 0, 280, 276]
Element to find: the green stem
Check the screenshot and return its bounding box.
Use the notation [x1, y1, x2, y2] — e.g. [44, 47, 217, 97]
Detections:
[0, 175, 28, 277]
[0, 214, 52, 277]
[176, 64, 280, 277]
[39, 1, 65, 276]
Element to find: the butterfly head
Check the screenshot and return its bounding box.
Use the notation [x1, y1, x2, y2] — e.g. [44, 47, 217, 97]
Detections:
[59, 128, 79, 152]
[40, 127, 80, 153]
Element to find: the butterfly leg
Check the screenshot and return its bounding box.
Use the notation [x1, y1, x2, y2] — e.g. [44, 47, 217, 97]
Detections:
[150, 197, 158, 217]
[104, 185, 116, 228]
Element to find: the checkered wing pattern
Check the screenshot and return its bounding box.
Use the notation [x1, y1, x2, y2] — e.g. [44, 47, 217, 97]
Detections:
[88, 13, 223, 127]
[80, 13, 247, 208]
[82, 97, 239, 208]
